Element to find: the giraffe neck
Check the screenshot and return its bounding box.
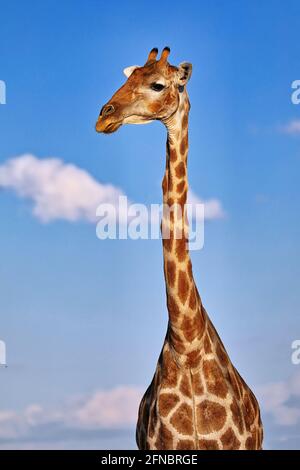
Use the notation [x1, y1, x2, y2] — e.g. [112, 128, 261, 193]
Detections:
[161, 89, 206, 360]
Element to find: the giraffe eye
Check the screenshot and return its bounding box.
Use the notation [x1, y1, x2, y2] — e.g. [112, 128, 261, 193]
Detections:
[150, 83, 165, 92]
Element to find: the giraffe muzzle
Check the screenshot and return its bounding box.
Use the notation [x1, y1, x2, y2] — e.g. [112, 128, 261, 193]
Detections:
[95, 103, 123, 133]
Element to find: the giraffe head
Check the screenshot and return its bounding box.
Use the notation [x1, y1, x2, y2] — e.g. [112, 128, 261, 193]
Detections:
[95, 47, 192, 134]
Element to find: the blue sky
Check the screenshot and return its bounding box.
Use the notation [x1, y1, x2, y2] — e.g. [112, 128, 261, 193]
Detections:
[0, 0, 300, 449]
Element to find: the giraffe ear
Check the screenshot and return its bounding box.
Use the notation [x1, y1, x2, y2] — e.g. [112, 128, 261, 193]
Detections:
[177, 62, 192, 85]
[123, 65, 140, 78]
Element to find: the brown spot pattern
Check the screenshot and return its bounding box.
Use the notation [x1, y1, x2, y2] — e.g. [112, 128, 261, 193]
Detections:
[166, 260, 176, 288]
[230, 397, 244, 434]
[169, 147, 177, 162]
[187, 260, 193, 280]
[228, 368, 242, 399]
[176, 439, 195, 450]
[220, 428, 241, 450]
[169, 329, 186, 354]
[245, 436, 255, 450]
[189, 288, 197, 310]
[149, 101, 162, 114]
[196, 400, 226, 434]
[192, 371, 204, 395]
[216, 342, 229, 367]
[155, 422, 173, 450]
[178, 270, 189, 304]
[167, 197, 174, 207]
[176, 180, 185, 193]
[203, 334, 212, 354]
[180, 134, 188, 156]
[186, 349, 201, 368]
[175, 161, 185, 178]
[170, 403, 193, 435]
[198, 439, 219, 450]
[203, 359, 228, 398]
[243, 393, 255, 431]
[180, 374, 192, 398]
[167, 294, 180, 322]
[182, 114, 188, 130]
[163, 233, 173, 252]
[175, 237, 187, 262]
[181, 315, 199, 342]
[161, 350, 178, 388]
[148, 405, 157, 438]
[158, 393, 179, 417]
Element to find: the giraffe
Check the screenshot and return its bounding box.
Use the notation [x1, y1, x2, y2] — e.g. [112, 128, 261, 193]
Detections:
[95, 47, 263, 450]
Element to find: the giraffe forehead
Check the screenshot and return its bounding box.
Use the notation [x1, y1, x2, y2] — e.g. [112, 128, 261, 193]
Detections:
[129, 62, 178, 84]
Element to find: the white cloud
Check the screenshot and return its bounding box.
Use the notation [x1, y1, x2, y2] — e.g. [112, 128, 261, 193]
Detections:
[3, 376, 300, 446]
[0, 155, 124, 223]
[188, 189, 225, 220]
[0, 155, 225, 224]
[0, 386, 143, 443]
[279, 120, 300, 135]
[257, 372, 300, 426]
[0, 411, 23, 439]
[71, 386, 142, 429]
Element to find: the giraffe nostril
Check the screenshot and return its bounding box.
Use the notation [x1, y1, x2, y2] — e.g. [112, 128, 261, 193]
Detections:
[100, 104, 115, 117]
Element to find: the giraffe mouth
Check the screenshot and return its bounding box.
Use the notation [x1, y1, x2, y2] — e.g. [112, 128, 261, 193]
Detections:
[96, 114, 153, 134]
[95, 119, 123, 134]
[102, 122, 123, 134]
